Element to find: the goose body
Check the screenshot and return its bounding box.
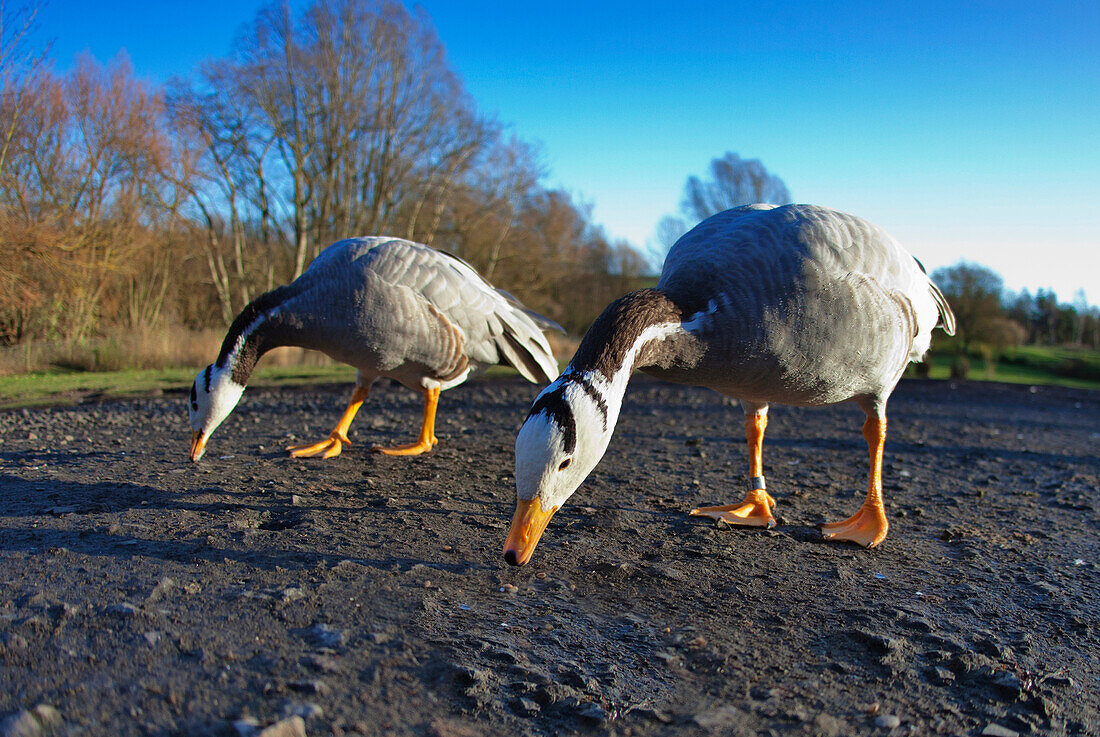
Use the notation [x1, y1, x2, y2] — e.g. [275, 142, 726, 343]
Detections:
[505, 204, 955, 565]
[188, 237, 560, 461]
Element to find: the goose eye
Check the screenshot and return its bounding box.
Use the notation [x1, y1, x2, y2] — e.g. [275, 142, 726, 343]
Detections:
[558, 458, 572, 471]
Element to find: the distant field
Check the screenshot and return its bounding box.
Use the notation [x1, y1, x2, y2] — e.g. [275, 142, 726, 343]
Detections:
[918, 346, 1100, 390]
[0, 365, 358, 410]
[1, 345, 1096, 410]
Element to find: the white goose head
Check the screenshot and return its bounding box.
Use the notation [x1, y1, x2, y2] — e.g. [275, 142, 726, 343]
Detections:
[188, 363, 245, 462]
[505, 289, 694, 566]
[506, 372, 619, 565]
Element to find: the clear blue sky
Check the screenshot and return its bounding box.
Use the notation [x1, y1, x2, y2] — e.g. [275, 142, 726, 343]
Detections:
[32, 0, 1100, 304]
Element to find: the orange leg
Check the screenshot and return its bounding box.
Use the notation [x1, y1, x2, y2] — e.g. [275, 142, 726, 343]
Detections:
[821, 414, 890, 547]
[375, 386, 440, 456]
[287, 384, 370, 459]
[690, 413, 777, 527]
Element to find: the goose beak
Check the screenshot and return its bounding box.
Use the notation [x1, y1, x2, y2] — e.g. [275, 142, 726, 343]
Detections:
[503, 498, 558, 566]
[189, 430, 206, 463]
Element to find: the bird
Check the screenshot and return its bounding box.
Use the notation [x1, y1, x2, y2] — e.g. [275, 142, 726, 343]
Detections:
[188, 236, 561, 462]
[504, 203, 956, 566]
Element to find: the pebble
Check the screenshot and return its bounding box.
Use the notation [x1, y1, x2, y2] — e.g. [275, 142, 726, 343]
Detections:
[106, 602, 140, 618]
[0, 705, 62, 737]
[146, 576, 176, 603]
[304, 623, 345, 649]
[281, 703, 323, 721]
[258, 716, 306, 737]
[874, 714, 901, 728]
[981, 725, 1019, 737]
[499, 584, 518, 594]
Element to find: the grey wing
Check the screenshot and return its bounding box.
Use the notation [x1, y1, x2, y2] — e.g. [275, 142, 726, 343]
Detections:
[359, 239, 560, 383]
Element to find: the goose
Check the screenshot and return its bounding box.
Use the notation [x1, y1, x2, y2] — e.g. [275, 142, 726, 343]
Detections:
[504, 203, 956, 566]
[188, 237, 561, 462]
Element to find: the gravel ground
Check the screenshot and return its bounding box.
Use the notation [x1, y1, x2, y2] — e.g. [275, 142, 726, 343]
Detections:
[1, 376, 1098, 737]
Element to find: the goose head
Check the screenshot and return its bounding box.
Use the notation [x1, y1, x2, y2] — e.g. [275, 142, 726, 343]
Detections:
[188, 364, 245, 462]
[504, 373, 619, 566]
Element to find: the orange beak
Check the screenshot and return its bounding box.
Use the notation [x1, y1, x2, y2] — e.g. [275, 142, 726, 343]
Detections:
[189, 430, 206, 462]
[503, 497, 558, 566]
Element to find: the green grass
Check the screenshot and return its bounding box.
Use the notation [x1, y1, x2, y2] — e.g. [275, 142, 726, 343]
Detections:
[0, 365, 358, 410]
[0, 363, 530, 410]
[915, 350, 1100, 390]
[2, 346, 1096, 410]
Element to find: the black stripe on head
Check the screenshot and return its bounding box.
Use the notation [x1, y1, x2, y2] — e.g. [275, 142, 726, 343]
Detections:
[202, 365, 212, 393]
[525, 388, 576, 454]
[563, 372, 607, 431]
[189, 382, 198, 411]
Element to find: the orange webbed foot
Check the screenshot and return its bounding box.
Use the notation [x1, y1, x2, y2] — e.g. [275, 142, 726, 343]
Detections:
[374, 435, 438, 456]
[690, 488, 777, 528]
[820, 503, 888, 548]
[287, 431, 350, 459]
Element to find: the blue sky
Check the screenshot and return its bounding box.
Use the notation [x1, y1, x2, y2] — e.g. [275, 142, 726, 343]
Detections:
[31, 0, 1100, 303]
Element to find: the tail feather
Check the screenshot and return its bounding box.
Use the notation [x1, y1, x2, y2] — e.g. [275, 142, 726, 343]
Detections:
[494, 307, 560, 384]
[930, 282, 956, 336]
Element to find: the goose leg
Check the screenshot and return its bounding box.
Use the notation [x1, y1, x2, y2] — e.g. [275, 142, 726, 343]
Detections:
[287, 384, 371, 459]
[375, 386, 440, 456]
[690, 412, 777, 527]
[821, 413, 889, 547]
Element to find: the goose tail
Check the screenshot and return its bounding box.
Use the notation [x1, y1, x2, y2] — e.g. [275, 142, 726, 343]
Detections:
[930, 282, 956, 336]
[493, 304, 561, 384]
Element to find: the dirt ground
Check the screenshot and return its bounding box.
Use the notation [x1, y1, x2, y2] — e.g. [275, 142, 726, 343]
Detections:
[1, 375, 1098, 737]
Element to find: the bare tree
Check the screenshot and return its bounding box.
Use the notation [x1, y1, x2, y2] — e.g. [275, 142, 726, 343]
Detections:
[682, 152, 791, 222]
[653, 152, 791, 263]
[0, 53, 181, 342]
[0, 0, 49, 175]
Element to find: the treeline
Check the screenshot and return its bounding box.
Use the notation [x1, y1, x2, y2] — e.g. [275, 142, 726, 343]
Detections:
[0, 0, 646, 356]
[931, 262, 1099, 354]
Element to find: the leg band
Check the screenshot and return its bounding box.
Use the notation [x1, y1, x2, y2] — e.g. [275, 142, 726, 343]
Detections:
[747, 475, 766, 491]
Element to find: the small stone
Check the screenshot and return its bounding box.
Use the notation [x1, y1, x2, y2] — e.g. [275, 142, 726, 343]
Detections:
[992, 670, 1023, 695]
[0, 706, 61, 737]
[106, 602, 140, 618]
[981, 725, 1019, 737]
[499, 584, 518, 594]
[32, 706, 61, 730]
[257, 716, 306, 737]
[280, 703, 322, 722]
[147, 576, 176, 603]
[233, 717, 261, 737]
[575, 702, 609, 723]
[0, 710, 40, 737]
[304, 623, 345, 649]
[874, 714, 901, 728]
